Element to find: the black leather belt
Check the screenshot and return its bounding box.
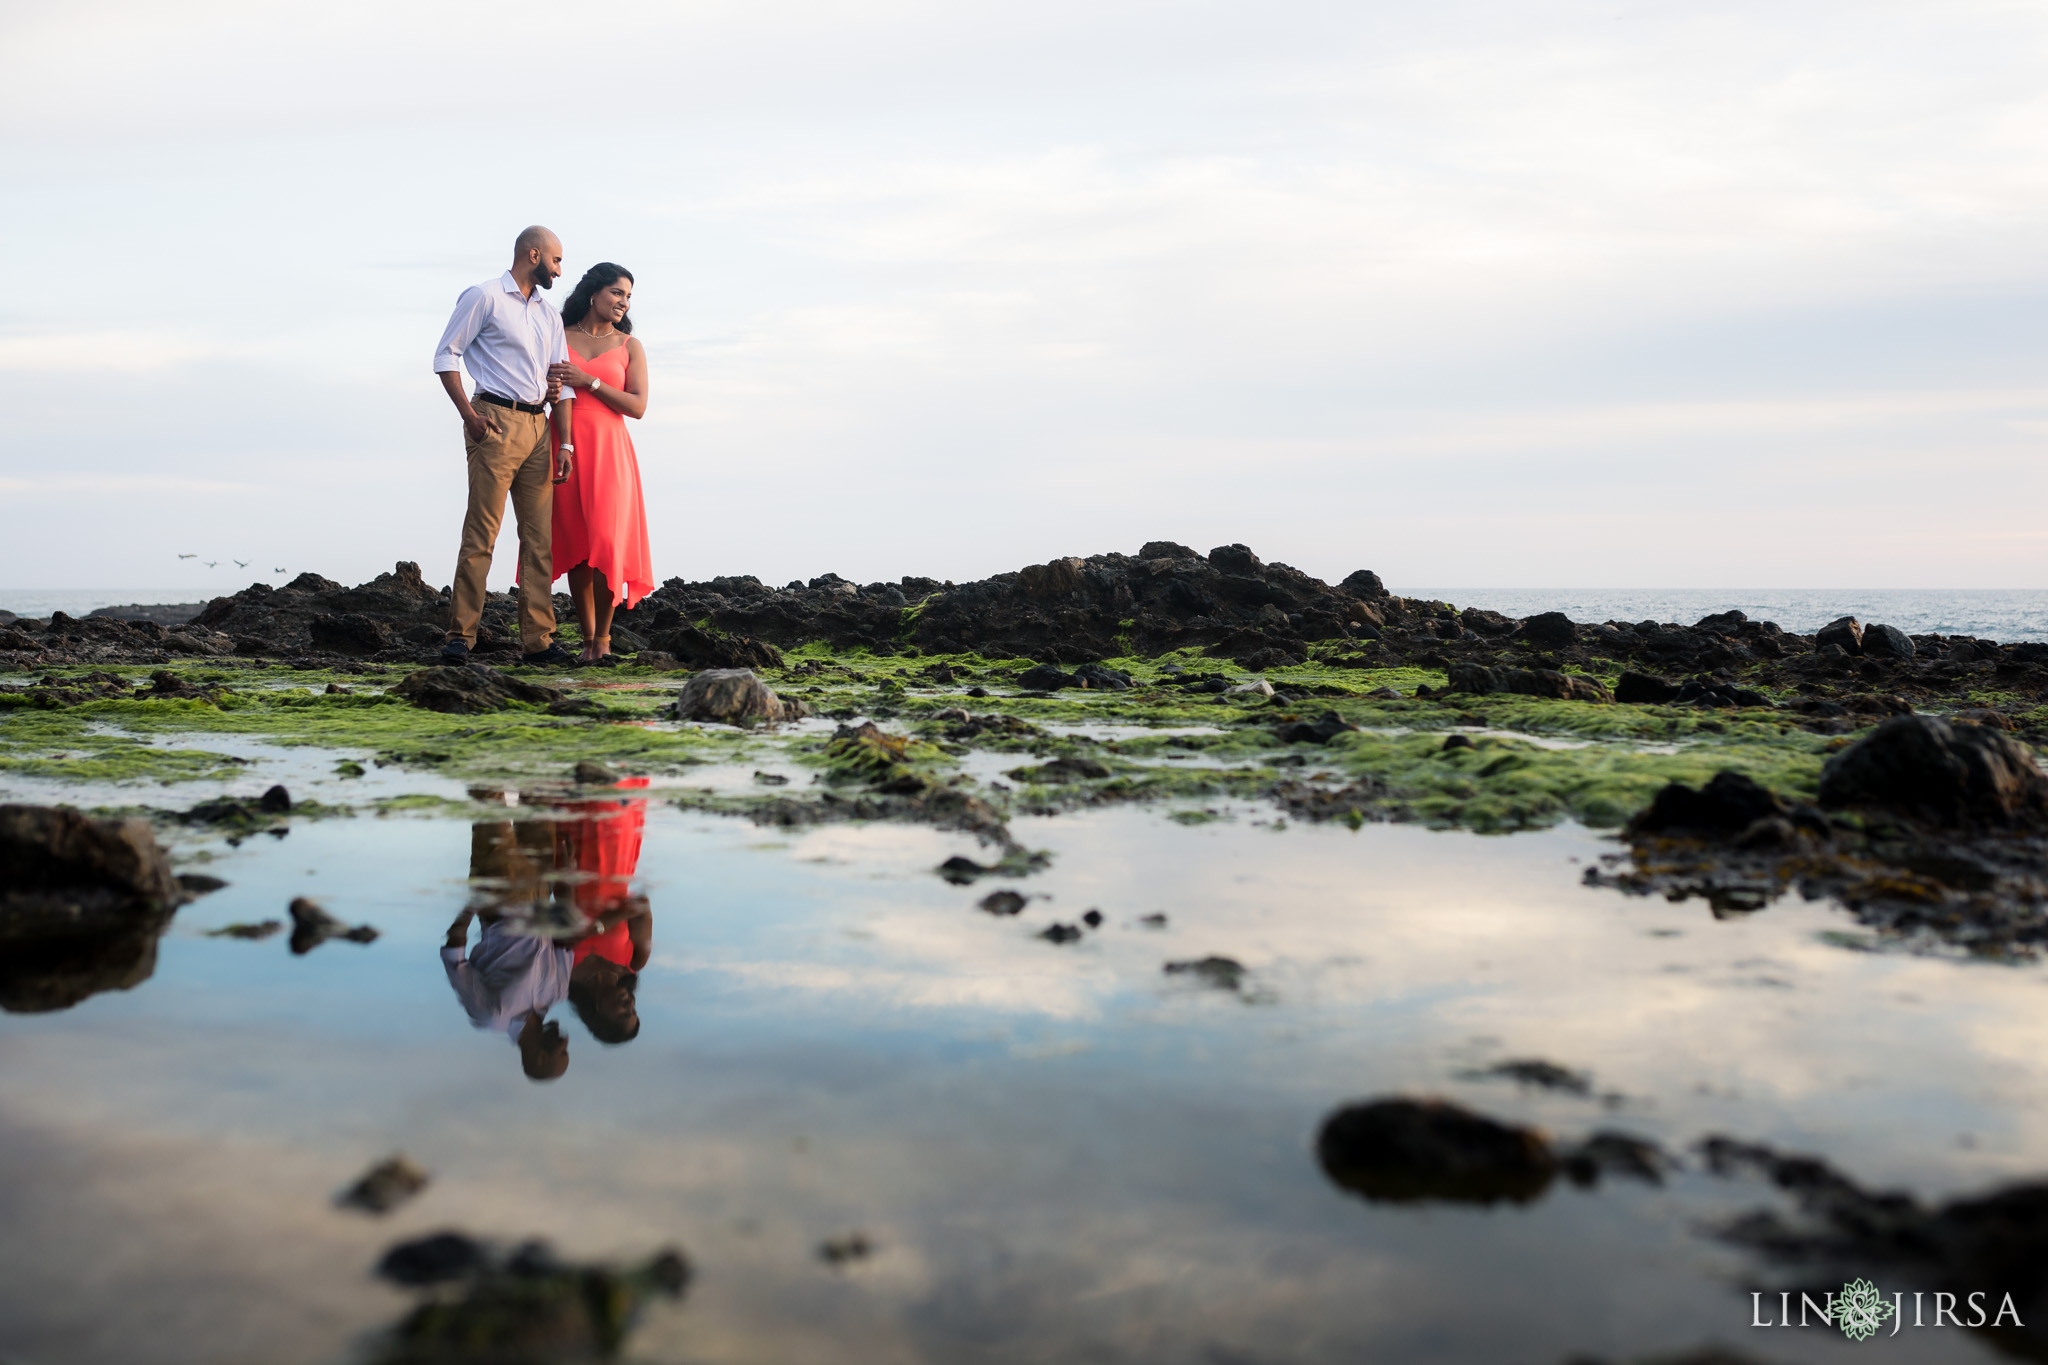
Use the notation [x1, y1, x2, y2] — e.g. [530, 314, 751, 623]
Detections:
[476, 391, 545, 415]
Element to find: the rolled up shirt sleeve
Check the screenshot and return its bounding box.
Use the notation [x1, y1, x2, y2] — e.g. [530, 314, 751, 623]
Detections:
[433, 286, 489, 375]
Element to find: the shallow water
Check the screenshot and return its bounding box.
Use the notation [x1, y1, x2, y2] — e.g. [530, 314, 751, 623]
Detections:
[4, 780, 2047, 1362]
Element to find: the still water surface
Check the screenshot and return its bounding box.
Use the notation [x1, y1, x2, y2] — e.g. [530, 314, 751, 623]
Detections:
[3, 791, 2045, 1362]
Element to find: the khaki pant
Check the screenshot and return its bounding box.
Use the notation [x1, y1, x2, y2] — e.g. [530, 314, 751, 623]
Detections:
[447, 403, 555, 652]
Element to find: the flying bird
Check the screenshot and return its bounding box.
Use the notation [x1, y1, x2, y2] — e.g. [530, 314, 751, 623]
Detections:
[232, 559, 249, 568]
[204, 561, 218, 568]
[274, 568, 287, 574]
[178, 553, 196, 559]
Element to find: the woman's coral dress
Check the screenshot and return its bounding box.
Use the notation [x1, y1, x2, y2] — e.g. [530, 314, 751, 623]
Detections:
[551, 341, 653, 610]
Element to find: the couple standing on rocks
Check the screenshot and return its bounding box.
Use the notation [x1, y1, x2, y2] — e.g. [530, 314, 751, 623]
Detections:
[432, 226, 655, 667]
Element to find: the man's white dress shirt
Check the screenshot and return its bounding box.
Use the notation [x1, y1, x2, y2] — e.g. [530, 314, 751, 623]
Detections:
[432, 271, 570, 407]
[442, 920, 574, 1042]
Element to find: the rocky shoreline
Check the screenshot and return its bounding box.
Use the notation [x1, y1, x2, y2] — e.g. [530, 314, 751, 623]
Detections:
[4, 544, 2045, 738]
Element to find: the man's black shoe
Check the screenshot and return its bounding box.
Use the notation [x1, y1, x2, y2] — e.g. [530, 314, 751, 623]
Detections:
[520, 643, 576, 668]
[440, 640, 471, 663]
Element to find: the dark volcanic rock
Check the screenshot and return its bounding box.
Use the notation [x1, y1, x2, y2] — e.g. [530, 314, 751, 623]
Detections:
[1138, 540, 1201, 560]
[0, 805, 184, 1013]
[1015, 663, 1075, 691]
[1338, 570, 1387, 599]
[1818, 714, 2048, 829]
[1445, 663, 1611, 703]
[192, 560, 446, 655]
[1815, 615, 1863, 655]
[393, 665, 561, 715]
[1614, 670, 1682, 704]
[1518, 611, 1577, 648]
[1317, 1098, 1556, 1205]
[1628, 772, 1786, 837]
[1861, 622, 1915, 661]
[648, 626, 784, 671]
[288, 897, 379, 954]
[309, 612, 393, 655]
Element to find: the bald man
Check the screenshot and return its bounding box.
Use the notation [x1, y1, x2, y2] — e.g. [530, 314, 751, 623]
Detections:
[432, 226, 578, 667]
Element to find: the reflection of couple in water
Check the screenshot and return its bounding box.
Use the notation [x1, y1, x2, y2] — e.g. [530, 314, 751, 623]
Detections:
[442, 782, 650, 1080]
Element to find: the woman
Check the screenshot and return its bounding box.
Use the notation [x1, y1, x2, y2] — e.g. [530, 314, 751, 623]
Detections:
[552, 263, 653, 662]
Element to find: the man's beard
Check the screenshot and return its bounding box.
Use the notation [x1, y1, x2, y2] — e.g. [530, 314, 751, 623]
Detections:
[535, 266, 557, 289]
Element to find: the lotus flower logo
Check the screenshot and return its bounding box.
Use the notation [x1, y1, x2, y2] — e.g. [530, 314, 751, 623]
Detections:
[1836, 1278, 1896, 1342]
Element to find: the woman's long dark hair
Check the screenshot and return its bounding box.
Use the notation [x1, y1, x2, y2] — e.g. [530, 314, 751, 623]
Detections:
[562, 263, 635, 333]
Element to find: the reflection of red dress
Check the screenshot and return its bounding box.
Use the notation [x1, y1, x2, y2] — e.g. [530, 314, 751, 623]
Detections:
[550, 340, 653, 609]
[560, 779, 646, 969]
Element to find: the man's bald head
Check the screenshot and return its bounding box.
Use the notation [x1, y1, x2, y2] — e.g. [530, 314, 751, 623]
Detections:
[511, 226, 564, 290]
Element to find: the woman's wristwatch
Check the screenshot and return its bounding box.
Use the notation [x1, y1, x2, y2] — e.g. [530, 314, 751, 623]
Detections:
[588, 378, 602, 394]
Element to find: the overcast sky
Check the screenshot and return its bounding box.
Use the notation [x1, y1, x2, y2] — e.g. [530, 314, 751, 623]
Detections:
[4, 0, 2045, 594]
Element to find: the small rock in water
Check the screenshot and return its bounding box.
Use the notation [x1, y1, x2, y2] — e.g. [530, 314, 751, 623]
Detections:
[1441, 734, 1474, 752]
[978, 889, 1028, 916]
[1081, 909, 1103, 928]
[206, 920, 281, 940]
[1139, 912, 1168, 929]
[377, 1231, 491, 1286]
[937, 856, 992, 884]
[752, 771, 790, 786]
[1556, 1131, 1672, 1187]
[672, 668, 800, 725]
[1015, 663, 1074, 691]
[1039, 923, 1083, 944]
[1317, 1097, 1556, 1206]
[1164, 955, 1247, 991]
[337, 1154, 430, 1214]
[177, 873, 228, 895]
[1005, 756, 1111, 783]
[288, 897, 380, 955]
[818, 1232, 873, 1266]
[572, 760, 620, 785]
[1476, 1058, 1592, 1095]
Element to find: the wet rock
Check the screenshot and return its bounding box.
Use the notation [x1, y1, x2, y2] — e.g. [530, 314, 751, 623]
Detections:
[978, 889, 1028, 916]
[1477, 1059, 1592, 1096]
[206, 920, 281, 940]
[1700, 1135, 2048, 1348]
[937, 855, 992, 884]
[258, 783, 292, 814]
[1628, 772, 1786, 837]
[1164, 955, 1247, 991]
[1139, 540, 1201, 560]
[1818, 714, 2048, 829]
[634, 650, 682, 671]
[369, 1235, 694, 1360]
[137, 669, 227, 702]
[1275, 711, 1359, 745]
[1082, 909, 1103, 927]
[378, 1232, 494, 1286]
[1208, 543, 1261, 575]
[1039, 922, 1083, 944]
[1139, 912, 1168, 928]
[1446, 664, 1611, 703]
[393, 665, 561, 715]
[572, 761, 621, 786]
[1855, 621, 1913, 661]
[647, 625, 783, 672]
[309, 612, 392, 655]
[1072, 662, 1134, 690]
[817, 1232, 873, 1266]
[1316, 1097, 1556, 1205]
[1015, 663, 1074, 691]
[338, 1155, 431, 1214]
[1693, 609, 1747, 634]
[1441, 733, 1474, 751]
[1556, 1132, 1673, 1187]
[177, 873, 228, 895]
[288, 896, 379, 954]
[1614, 670, 1682, 704]
[1006, 756, 1111, 783]
[1815, 615, 1863, 655]
[672, 668, 794, 725]
[0, 804, 185, 1013]
[1518, 611, 1577, 648]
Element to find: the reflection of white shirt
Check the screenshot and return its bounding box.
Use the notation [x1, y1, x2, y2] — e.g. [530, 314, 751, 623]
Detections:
[431, 272, 570, 406]
[442, 921, 573, 1042]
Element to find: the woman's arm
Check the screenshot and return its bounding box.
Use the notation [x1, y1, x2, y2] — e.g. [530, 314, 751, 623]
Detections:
[597, 337, 649, 420]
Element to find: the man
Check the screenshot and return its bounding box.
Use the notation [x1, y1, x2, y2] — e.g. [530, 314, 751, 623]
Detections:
[432, 225, 579, 666]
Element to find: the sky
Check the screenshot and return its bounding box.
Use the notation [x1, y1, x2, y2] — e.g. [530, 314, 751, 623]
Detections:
[3, 0, 2046, 595]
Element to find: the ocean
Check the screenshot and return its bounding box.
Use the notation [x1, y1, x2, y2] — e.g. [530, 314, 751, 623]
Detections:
[1409, 588, 2048, 643]
[4, 585, 2047, 642]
